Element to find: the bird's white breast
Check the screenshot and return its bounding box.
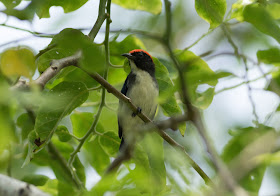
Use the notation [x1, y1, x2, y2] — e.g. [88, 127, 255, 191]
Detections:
[118, 67, 158, 135]
[127, 69, 158, 118]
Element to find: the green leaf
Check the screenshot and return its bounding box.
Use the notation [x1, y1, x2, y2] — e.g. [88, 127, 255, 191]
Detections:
[38, 179, 58, 196]
[22, 174, 49, 186]
[35, 0, 89, 18]
[0, 0, 21, 9]
[50, 139, 86, 185]
[71, 112, 94, 138]
[17, 113, 34, 140]
[58, 181, 78, 196]
[255, 151, 280, 165]
[46, 66, 99, 89]
[266, 3, 280, 19]
[267, 71, 280, 96]
[5, 0, 89, 20]
[0, 47, 36, 78]
[99, 107, 118, 133]
[56, 125, 72, 142]
[195, 0, 226, 28]
[243, 4, 280, 43]
[25, 82, 88, 164]
[257, 48, 280, 64]
[37, 28, 105, 74]
[222, 126, 277, 192]
[153, 58, 186, 136]
[0, 104, 16, 154]
[231, 0, 245, 21]
[86, 136, 110, 175]
[98, 131, 120, 157]
[112, 0, 162, 15]
[141, 133, 166, 192]
[35, 81, 88, 141]
[176, 50, 231, 109]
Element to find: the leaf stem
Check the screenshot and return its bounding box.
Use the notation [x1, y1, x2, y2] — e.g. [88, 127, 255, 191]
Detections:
[0, 23, 54, 38]
[68, 0, 112, 168]
[88, 0, 108, 40]
[47, 142, 83, 189]
[184, 28, 214, 51]
[222, 25, 259, 124]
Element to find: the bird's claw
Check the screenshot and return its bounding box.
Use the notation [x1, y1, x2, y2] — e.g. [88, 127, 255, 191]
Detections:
[132, 107, 142, 117]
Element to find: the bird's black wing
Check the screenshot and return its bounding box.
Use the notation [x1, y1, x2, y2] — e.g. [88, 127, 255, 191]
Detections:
[118, 73, 136, 150]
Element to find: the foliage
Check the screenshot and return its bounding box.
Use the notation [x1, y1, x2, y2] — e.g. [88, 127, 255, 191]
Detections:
[0, 0, 280, 196]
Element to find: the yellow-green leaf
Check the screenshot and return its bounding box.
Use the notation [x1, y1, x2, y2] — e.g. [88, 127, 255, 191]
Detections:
[112, 0, 162, 15]
[243, 4, 280, 43]
[195, 0, 226, 28]
[0, 47, 36, 78]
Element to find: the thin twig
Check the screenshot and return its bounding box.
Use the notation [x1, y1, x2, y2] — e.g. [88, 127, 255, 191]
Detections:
[0, 23, 54, 38]
[88, 85, 102, 91]
[206, 52, 258, 65]
[109, 29, 163, 42]
[162, 1, 248, 195]
[215, 70, 275, 95]
[47, 142, 83, 189]
[222, 25, 259, 124]
[88, 0, 108, 40]
[184, 28, 215, 51]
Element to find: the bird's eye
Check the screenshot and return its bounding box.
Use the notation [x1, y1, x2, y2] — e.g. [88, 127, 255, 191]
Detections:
[139, 52, 143, 56]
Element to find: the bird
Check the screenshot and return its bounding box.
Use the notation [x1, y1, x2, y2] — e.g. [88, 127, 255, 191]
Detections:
[118, 49, 158, 151]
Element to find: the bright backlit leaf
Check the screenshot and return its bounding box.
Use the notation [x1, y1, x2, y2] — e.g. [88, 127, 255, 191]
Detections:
[257, 48, 280, 64]
[4, 0, 89, 20]
[98, 131, 120, 157]
[71, 112, 94, 138]
[266, 3, 280, 19]
[0, 47, 36, 78]
[112, 0, 162, 15]
[195, 0, 226, 28]
[243, 4, 280, 43]
[176, 50, 231, 109]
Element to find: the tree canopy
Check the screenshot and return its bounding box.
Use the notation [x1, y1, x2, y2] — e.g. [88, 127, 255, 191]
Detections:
[0, 0, 280, 195]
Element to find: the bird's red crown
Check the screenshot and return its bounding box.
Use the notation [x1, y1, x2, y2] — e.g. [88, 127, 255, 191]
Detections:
[129, 49, 153, 60]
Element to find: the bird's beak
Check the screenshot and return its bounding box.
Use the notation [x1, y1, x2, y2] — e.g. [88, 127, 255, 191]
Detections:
[122, 53, 135, 60]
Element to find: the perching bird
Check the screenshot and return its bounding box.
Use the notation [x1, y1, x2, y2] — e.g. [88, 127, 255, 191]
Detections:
[118, 49, 158, 151]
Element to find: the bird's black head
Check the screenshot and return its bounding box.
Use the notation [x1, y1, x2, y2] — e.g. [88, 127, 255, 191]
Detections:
[122, 49, 155, 77]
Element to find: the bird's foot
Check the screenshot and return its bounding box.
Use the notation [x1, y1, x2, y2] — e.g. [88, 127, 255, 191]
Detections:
[132, 107, 142, 117]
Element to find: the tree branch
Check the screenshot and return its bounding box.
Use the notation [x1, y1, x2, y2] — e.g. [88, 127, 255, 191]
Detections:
[0, 174, 50, 196]
[162, 1, 248, 195]
[11, 51, 82, 91]
[88, 0, 108, 40]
